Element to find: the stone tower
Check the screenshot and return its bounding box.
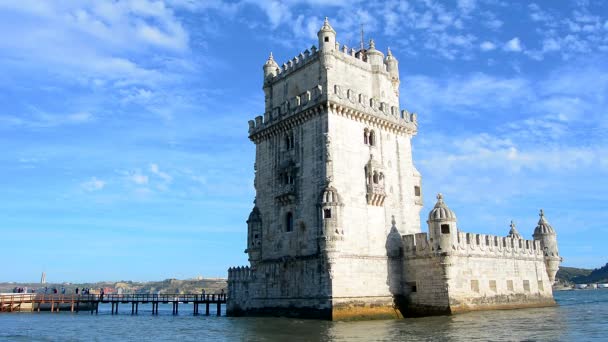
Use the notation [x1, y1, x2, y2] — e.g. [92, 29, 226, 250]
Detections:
[228, 18, 422, 320]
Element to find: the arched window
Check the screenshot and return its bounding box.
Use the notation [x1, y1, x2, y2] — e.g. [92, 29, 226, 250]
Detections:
[363, 129, 369, 145]
[286, 212, 294, 232]
[373, 171, 379, 184]
[369, 130, 375, 146]
[285, 132, 295, 150]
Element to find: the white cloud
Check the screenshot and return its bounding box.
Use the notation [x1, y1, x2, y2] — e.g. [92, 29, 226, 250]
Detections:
[150, 163, 173, 183]
[457, 0, 476, 13]
[480, 41, 496, 51]
[541, 38, 560, 53]
[131, 173, 149, 185]
[81, 177, 106, 191]
[504, 37, 523, 52]
[0, 110, 95, 128]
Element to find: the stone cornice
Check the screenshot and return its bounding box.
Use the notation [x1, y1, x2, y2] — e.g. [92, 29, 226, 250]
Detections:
[249, 100, 418, 144]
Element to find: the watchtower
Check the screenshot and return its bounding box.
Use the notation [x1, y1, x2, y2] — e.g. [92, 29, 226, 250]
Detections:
[231, 18, 423, 320]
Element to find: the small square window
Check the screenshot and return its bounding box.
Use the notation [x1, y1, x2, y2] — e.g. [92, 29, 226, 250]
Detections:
[471, 280, 479, 293]
[324, 36, 329, 42]
[489, 280, 497, 292]
[507, 280, 514, 291]
[441, 224, 450, 234]
[414, 186, 421, 196]
[407, 282, 417, 293]
[323, 209, 332, 219]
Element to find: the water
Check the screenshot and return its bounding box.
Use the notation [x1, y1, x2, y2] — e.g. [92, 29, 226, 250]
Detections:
[1, 291, 607, 341]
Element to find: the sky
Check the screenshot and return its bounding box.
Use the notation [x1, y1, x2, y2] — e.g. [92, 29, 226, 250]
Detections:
[1, 0, 607, 283]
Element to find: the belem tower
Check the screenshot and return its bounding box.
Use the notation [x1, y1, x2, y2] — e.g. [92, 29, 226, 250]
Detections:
[227, 18, 562, 320]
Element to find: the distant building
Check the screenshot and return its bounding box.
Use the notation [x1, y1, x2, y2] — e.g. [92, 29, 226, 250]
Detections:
[227, 18, 562, 320]
[40, 272, 46, 284]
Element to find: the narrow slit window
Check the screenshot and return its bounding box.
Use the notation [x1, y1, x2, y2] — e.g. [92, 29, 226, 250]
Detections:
[286, 212, 294, 232]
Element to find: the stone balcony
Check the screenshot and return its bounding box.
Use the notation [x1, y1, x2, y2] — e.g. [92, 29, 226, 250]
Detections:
[276, 184, 296, 205]
[366, 184, 386, 206]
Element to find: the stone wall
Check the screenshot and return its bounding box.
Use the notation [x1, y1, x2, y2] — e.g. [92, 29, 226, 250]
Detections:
[400, 230, 555, 316]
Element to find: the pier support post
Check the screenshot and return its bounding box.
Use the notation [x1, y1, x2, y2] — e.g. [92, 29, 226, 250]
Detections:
[217, 301, 221, 316]
[205, 301, 210, 316]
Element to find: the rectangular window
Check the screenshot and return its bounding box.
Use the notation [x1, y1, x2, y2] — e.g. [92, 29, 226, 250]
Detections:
[414, 185, 421, 196]
[489, 280, 497, 292]
[523, 280, 530, 292]
[407, 282, 417, 293]
[441, 224, 450, 234]
[323, 209, 332, 219]
[507, 280, 514, 291]
[538, 280, 544, 292]
[471, 280, 479, 293]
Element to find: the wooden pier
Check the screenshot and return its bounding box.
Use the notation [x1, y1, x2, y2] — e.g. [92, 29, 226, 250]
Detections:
[0, 293, 227, 316]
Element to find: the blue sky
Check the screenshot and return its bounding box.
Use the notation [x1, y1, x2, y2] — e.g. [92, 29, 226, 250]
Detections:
[1, 0, 607, 283]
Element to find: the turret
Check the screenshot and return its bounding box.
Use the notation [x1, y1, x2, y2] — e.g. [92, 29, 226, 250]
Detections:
[507, 220, 523, 239]
[317, 17, 336, 52]
[263, 52, 279, 80]
[384, 47, 399, 81]
[318, 183, 344, 256]
[366, 39, 385, 67]
[246, 206, 263, 267]
[532, 209, 561, 284]
[427, 193, 458, 252]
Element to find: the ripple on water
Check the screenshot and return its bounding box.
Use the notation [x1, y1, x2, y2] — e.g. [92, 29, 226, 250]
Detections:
[0, 291, 607, 341]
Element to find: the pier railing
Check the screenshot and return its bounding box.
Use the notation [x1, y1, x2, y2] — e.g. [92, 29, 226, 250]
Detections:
[0, 293, 227, 315]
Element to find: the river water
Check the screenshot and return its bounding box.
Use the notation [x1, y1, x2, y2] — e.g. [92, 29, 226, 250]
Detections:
[1, 290, 606, 341]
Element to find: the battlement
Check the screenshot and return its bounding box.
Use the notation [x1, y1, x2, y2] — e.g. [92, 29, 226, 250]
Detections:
[227, 266, 251, 283]
[329, 84, 418, 132]
[265, 46, 320, 83]
[402, 231, 543, 259]
[248, 84, 325, 137]
[248, 82, 418, 139]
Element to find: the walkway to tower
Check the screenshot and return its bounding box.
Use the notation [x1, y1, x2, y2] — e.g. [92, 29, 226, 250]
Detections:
[0, 293, 227, 315]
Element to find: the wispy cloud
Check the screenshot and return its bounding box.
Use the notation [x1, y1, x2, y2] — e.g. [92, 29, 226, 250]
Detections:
[504, 37, 523, 52]
[81, 177, 106, 192]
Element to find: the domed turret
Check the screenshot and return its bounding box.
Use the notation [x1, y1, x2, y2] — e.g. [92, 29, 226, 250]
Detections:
[384, 47, 399, 81]
[427, 194, 458, 251]
[366, 39, 385, 67]
[317, 17, 336, 52]
[263, 52, 279, 80]
[428, 193, 456, 222]
[319, 183, 344, 237]
[246, 206, 263, 266]
[507, 220, 523, 240]
[532, 209, 561, 284]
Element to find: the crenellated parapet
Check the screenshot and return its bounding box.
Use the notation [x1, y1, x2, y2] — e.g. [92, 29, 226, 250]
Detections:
[401, 231, 543, 260]
[329, 84, 418, 135]
[264, 46, 320, 85]
[227, 266, 252, 283]
[248, 85, 325, 142]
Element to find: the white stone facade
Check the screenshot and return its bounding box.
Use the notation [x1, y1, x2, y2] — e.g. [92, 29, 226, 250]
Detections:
[227, 19, 561, 320]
